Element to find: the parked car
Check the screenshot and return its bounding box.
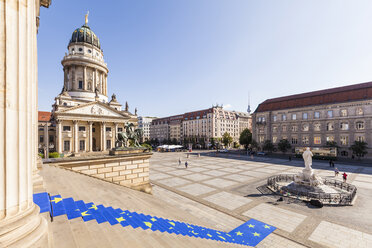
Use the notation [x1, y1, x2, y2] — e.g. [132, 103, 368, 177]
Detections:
[257, 152, 266, 156]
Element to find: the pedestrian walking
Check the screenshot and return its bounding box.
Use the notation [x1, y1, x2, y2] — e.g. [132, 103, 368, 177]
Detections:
[334, 167, 339, 177]
[178, 158, 181, 166]
[185, 161, 188, 169]
[331, 161, 335, 167]
[289, 155, 292, 161]
[329, 160, 332, 167]
[342, 172, 348, 183]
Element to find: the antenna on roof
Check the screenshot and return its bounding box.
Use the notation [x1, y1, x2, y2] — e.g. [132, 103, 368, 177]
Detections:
[247, 92, 251, 114]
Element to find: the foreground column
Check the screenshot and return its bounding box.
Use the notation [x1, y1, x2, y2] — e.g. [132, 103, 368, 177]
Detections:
[0, 0, 50, 247]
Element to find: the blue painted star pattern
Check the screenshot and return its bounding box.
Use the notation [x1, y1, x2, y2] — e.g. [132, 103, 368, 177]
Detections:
[34, 192, 275, 246]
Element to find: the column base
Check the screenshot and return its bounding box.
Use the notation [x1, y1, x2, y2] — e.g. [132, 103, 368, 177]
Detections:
[0, 204, 49, 248]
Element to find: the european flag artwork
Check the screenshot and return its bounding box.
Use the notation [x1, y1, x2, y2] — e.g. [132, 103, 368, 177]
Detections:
[33, 192, 276, 246]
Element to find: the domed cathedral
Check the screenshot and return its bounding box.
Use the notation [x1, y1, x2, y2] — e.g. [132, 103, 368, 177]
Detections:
[52, 14, 137, 155]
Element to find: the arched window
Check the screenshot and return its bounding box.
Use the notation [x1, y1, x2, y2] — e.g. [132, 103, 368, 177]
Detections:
[356, 121, 364, 130]
[326, 122, 334, 131]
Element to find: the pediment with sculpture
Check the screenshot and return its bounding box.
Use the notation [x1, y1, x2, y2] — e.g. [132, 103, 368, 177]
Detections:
[57, 102, 131, 119]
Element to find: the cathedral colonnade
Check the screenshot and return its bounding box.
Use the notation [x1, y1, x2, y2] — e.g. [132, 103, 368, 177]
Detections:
[0, 0, 51, 247]
[56, 119, 126, 154]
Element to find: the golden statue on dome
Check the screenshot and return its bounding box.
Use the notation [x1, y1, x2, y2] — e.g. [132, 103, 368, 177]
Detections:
[85, 11, 89, 25]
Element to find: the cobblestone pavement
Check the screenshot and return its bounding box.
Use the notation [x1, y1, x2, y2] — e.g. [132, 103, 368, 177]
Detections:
[150, 151, 372, 248]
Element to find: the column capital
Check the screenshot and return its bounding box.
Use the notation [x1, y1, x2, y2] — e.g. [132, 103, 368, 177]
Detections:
[73, 120, 79, 124]
[88, 121, 94, 125]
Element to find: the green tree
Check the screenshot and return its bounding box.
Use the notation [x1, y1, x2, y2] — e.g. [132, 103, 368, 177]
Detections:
[222, 132, 233, 147]
[350, 141, 368, 159]
[250, 139, 260, 151]
[263, 140, 275, 153]
[278, 139, 291, 154]
[172, 138, 178, 145]
[239, 128, 252, 150]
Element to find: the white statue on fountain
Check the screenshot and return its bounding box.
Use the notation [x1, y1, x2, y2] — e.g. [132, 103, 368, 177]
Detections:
[294, 147, 323, 187]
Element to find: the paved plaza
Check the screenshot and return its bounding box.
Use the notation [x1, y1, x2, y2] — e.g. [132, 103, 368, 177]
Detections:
[150, 151, 372, 248]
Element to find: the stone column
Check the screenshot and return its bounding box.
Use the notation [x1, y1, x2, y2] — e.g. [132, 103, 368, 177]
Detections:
[44, 123, 49, 159]
[114, 123, 118, 148]
[56, 120, 62, 153]
[73, 121, 78, 153]
[94, 68, 98, 92]
[100, 73, 103, 94]
[88, 121, 93, 152]
[63, 67, 67, 89]
[83, 66, 87, 90]
[102, 122, 106, 151]
[0, 0, 50, 247]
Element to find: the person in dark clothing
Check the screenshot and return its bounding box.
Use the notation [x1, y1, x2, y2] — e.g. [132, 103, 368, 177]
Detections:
[289, 155, 292, 161]
[185, 161, 188, 169]
[329, 160, 332, 167]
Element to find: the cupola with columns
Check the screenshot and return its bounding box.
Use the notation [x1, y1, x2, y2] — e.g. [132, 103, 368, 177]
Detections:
[61, 12, 109, 103]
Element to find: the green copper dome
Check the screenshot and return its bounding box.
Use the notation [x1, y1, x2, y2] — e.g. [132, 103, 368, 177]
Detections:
[69, 24, 101, 49]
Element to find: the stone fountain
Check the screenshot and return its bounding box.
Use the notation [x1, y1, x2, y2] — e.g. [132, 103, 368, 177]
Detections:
[266, 147, 357, 205]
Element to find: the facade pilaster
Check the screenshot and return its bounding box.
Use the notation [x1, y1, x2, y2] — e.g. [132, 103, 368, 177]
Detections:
[114, 123, 118, 148]
[0, 0, 50, 246]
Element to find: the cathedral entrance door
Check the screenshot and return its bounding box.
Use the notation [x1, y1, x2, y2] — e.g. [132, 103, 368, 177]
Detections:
[92, 122, 102, 151]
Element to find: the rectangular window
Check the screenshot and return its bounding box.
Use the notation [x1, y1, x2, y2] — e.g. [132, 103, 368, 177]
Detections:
[106, 127, 112, 132]
[340, 136, 349, 145]
[292, 114, 296, 120]
[39, 135, 44, 143]
[302, 136, 309, 144]
[356, 136, 365, 142]
[79, 140, 85, 151]
[327, 110, 333, 118]
[63, 126, 71, 131]
[78, 80, 83, 89]
[302, 113, 308, 120]
[64, 140, 70, 152]
[356, 121, 364, 130]
[273, 115, 277, 122]
[79, 126, 86, 131]
[340, 122, 349, 130]
[272, 136, 277, 143]
[118, 128, 123, 132]
[272, 126, 278, 132]
[92, 128, 95, 132]
[291, 137, 298, 144]
[49, 135, 54, 143]
[291, 126, 298, 132]
[341, 109, 347, 117]
[282, 114, 287, 121]
[106, 140, 111, 149]
[314, 136, 321, 144]
[326, 136, 334, 142]
[282, 125, 287, 132]
[314, 112, 320, 119]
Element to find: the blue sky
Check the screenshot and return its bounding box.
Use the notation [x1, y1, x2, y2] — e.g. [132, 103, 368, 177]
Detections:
[38, 0, 372, 117]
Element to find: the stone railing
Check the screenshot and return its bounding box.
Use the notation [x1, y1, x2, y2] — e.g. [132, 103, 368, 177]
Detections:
[267, 174, 357, 205]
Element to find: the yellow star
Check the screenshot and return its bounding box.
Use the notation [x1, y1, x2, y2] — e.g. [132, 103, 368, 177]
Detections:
[151, 217, 157, 222]
[116, 217, 125, 223]
[248, 224, 255, 228]
[51, 197, 62, 204]
[144, 222, 152, 228]
[253, 232, 260, 237]
[89, 205, 98, 210]
[236, 231, 243, 236]
[207, 234, 212, 238]
[264, 225, 271, 229]
[81, 211, 90, 216]
[218, 236, 226, 240]
[169, 222, 175, 226]
[191, 230, 198, 235]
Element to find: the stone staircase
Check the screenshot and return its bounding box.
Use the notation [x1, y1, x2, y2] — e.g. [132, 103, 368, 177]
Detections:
[38, 165, 275, 247]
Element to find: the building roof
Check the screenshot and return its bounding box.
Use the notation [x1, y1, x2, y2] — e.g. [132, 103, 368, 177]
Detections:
[183, 108, 213, 120]
[255, 81, 372, 113]
[38, 111, 51, 122]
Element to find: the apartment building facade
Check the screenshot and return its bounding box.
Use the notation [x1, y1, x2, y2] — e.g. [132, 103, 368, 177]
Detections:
[252, 82, 372, 158]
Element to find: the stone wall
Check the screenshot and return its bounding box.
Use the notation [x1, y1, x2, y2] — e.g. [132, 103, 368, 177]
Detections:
[52, 153, 152, 193]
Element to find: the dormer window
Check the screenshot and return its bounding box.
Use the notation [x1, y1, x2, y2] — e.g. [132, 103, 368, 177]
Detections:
[88, 49, 92, 53]
[79, 48, 83, 52]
